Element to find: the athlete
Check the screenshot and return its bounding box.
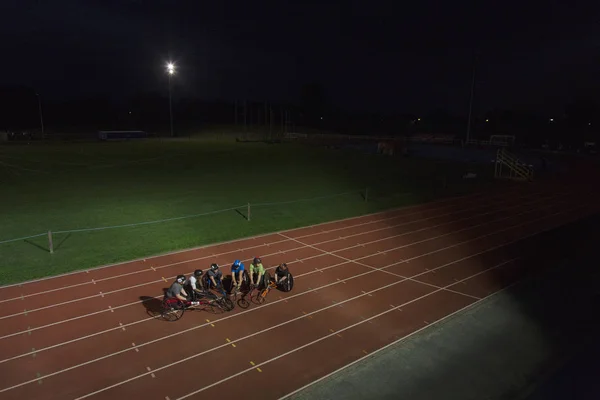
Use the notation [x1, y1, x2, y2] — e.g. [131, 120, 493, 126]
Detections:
[273, 263, 289, 286]
[230, 260, 245, 292]
[186, 269, 206, 301]
[249, 257, 267, 289]
[165, 275, 199, 307]
[205, 263, 224, 293]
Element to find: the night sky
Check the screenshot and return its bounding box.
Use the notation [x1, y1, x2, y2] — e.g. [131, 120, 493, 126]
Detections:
[1, 0, 599, 116]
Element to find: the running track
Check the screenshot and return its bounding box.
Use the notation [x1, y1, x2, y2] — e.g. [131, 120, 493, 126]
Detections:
[0, 181, 598, 400]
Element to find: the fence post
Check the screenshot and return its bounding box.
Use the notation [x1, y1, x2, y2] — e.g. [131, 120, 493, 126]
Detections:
[48, 230, 54, 254]
[365, 187, 369, 202]
[247, 203, 251, 222]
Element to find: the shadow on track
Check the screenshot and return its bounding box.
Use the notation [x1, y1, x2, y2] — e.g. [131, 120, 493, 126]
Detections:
[140, 294, 165, 319]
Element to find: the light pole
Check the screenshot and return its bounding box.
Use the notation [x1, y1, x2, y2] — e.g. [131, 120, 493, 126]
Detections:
[35, 92, 45, 137]
[166, 62, 175, 137]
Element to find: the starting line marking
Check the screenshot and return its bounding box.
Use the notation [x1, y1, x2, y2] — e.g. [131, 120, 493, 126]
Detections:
[146, 367, 156, 378]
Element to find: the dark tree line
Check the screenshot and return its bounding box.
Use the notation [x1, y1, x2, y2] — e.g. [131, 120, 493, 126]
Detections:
[1, 84, 597, 147]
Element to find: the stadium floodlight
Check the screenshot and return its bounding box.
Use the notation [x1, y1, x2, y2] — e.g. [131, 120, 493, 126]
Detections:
[167, 62, 175, 75]
[165, 62, 175, 136]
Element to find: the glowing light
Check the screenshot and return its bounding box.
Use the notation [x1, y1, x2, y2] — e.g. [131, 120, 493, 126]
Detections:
[166, 62, 175, 75]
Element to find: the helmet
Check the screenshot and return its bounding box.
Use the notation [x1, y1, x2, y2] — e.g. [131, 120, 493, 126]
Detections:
[280, 263, 288, 270]
[233, 260, 241, 267]
[194, 269, 203, 277]
[253, 257, 262, 265]
[176, 275, 186, 284]
[210, 263, 219, 271]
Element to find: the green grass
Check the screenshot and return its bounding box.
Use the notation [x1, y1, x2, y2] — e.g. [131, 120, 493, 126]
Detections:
[0, 138, 497, 285]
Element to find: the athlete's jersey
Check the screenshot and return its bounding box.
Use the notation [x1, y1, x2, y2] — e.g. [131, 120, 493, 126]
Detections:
[207, 268, 222, 281]
[188, 275, 199, 290]
[231, 262, 245, 274]
[250, 263, 265, 275]
[166, 281, 183, 298]
[275, 265, 288, 278]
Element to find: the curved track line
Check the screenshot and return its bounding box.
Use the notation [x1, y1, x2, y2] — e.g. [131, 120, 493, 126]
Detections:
[0, 192, 570, 345]
[0, 192, 540, 340]
[77, 257, 519, 400]
[0, 203, 585, 394]
[0, 206, 570, 362]
[0, 192, 562, 321]
[180, 259, 526, 400]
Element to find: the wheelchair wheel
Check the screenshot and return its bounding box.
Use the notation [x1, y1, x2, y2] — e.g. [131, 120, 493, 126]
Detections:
[222, 297, 235, 311]
[161, 301, 185, 321]
[202, 301, 224, 315]
[237, 297, 250, 309]
[282, 273, 294, 292]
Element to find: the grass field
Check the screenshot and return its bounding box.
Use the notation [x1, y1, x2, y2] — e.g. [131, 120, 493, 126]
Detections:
[0, 138, 497, 285]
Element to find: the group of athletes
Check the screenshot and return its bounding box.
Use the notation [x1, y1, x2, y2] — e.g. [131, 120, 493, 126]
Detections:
[165, 257, 291, 307]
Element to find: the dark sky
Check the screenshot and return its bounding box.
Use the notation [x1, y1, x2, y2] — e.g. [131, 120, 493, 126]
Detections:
[1, 0, 599, 115]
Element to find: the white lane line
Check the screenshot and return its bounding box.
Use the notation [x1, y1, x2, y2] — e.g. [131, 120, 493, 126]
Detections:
[280, 234, 482, 301]
[0, 192, 555, 320]
[74, 258, 519, 400]
[173, 258, 520, 399]
[0, 194, 578, 360]
[0, 193, 537, 340]
[0, 204, 585, 390]
[0, 188, 534, 303]
[276, 267, 537, 399]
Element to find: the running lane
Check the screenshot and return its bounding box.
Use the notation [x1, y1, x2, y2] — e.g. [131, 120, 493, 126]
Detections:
[0, 185, 596, 400]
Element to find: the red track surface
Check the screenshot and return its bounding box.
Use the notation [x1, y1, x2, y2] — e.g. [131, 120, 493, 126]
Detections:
[0, 181, 598, 400]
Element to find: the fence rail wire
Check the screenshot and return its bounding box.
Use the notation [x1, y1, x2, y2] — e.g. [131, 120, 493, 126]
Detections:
[2, 188, 400, 247]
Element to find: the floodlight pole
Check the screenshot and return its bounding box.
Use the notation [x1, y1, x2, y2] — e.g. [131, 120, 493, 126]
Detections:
[168, 73, 174, 137]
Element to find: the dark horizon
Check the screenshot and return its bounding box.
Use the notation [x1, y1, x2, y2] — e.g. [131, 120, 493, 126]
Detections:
[1, 0, 600, 118]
